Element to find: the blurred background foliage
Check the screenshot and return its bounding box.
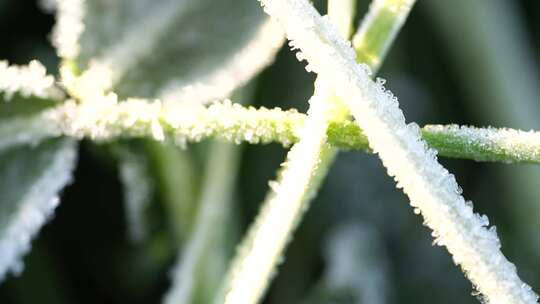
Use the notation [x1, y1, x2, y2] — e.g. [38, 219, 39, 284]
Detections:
[1, 0, 540, 303]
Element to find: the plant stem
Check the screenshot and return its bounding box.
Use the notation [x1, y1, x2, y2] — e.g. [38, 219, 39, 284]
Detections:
[216, 84, 337, 304]
[144, 141, 198, 243]
[164, 142, 239, 304]
[427, 0, 540, 266]
[216, 1, 412, 303]
[327, 0, 356, 39]
[257, 0, 537, 302]
[352, 0, 416, 70]
[14, 100, 538, 164]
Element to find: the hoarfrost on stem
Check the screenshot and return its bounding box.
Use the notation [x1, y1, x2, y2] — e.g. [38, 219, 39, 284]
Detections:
[256, 0, 538, 302]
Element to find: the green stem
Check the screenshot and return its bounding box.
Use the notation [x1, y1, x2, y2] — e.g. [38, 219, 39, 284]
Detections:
[353, 0, 416, 70]
[145, 141, 199, 243]
[327, 0, 356, 39]
[165, 142, 239, 304]
[24, 100, 540, 164]
[331, 122, 540, 164]
[215, 0, 418, 303]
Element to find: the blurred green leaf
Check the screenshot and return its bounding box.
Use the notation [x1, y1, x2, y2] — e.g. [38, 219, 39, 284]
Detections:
[77, 0, 283, 100]
[0, 138, 77, 282]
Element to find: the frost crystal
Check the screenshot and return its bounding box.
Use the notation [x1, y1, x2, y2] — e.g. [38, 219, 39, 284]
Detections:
[60, 61, 113, 101]
[52, 0, 85, 59]
[0, 140, 77, 281]
[257, 0, 538, 302]
[0, 60, 62, 101]
[424, 124, 540, 163]
[222, 84, 334, 304]
[44, 98, 305, 147]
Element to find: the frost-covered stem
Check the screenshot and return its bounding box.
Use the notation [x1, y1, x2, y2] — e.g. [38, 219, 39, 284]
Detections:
[0, 60, 64, 101]
[352, 0, 416, 70]
[7, 101, 540, 163]
[51, 0, 85, 60]
[427, 0, 540, 263]
[257, 0, 537, 303]
[420, 125, 540, 164]
[216, 86, 336, 304]
[164, 142, 239, 304]
[215, 1, 415, 302]
[327, 0, 356, 39]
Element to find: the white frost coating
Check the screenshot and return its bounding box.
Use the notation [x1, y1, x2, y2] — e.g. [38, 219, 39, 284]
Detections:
[425, 124, 540, 162]
[257, 0, 538, 303]
[118, 149, 152, 243]
[52, 0, 85, 59]
[0, 140, 77, 281]
[0, 61, 62, 101]
[159, 18, 285, 104]
[221, 85, 333, 304]
[13, 96, 540, 162]
[60, 62, 113, 102]
[44, 98, 305, 146]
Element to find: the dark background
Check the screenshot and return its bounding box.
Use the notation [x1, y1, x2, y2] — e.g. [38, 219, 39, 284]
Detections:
[1, 1, 540, 303]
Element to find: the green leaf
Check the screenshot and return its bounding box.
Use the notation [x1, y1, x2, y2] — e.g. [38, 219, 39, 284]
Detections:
[0, 60, 64, 150]
[73, 0, 283, 100]
[0, 138, 77, 282]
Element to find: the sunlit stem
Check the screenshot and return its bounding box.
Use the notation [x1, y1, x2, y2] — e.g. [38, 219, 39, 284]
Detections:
[216, 1, 409, 303]
[353, 0, 416, 71]
[164, 142, 239, 304]
[215, 1, 354, 301]
[217, 83, 337, 304]
[327, 0, 356, 39]
[7, 101, 540, 164]
[256, 0, 538, 302]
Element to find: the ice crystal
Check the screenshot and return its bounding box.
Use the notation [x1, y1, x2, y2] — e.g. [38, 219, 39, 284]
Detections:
[424, 124, 540, 163]
[0, 60, 62, 101]
[257, 0, 538, 302]
[0, 140, 77, 281]
[45, 98, 305, 147]
[52, 0, 85, 59]
[60, 61, 113, 102]
[221, 84, 334, 304]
